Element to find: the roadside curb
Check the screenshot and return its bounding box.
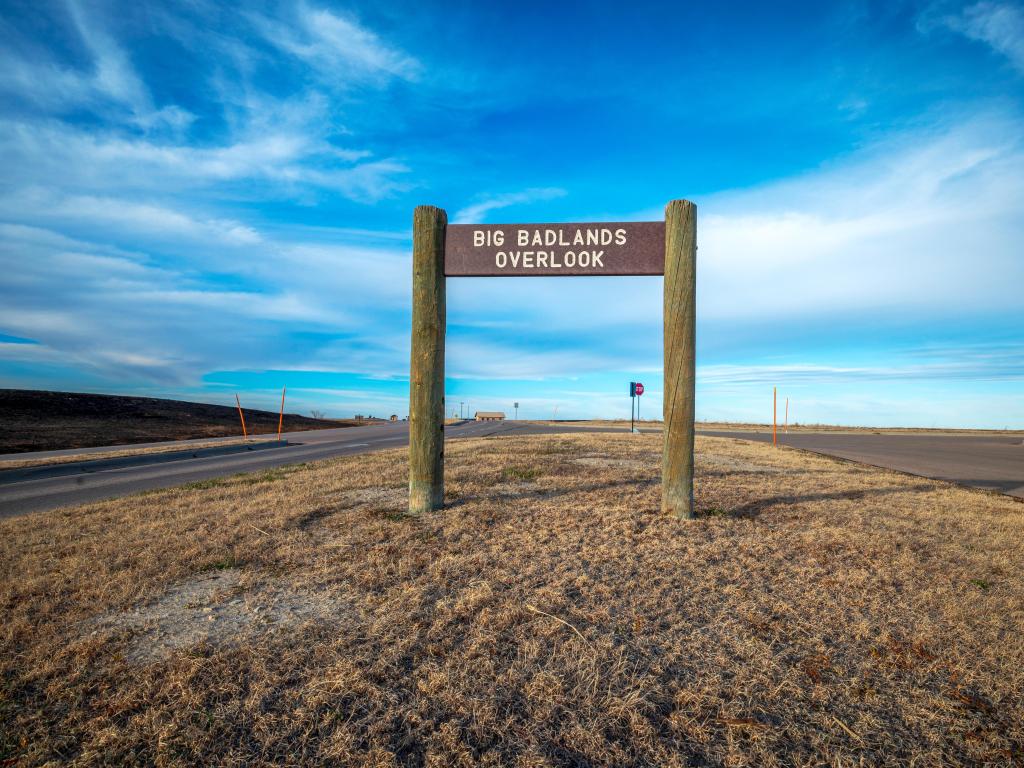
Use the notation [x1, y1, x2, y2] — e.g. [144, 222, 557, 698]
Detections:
[0, 440, 289, 485]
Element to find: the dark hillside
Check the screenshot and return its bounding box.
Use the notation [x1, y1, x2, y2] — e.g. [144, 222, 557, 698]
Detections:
[0, 389, 357, 453]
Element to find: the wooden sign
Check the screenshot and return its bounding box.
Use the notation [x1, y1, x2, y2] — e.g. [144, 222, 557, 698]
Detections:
[409, 201, 696, 520]
[445, 222, 665, 276]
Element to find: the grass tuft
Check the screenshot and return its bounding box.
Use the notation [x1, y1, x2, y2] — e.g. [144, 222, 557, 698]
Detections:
[238, 468, 292, 485]
[181, 478, 225, 491]
[501, 465, 540, 481]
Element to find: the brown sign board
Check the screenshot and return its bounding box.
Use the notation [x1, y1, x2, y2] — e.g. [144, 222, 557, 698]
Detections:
[444, 222, 665, 277]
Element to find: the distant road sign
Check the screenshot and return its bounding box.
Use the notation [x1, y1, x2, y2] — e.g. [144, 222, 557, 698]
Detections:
[635, 382, 645, 396]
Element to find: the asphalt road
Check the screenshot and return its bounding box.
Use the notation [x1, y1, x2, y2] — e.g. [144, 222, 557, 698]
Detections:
[703, 430, 1024, 499]
[1, 423, 1021, 518]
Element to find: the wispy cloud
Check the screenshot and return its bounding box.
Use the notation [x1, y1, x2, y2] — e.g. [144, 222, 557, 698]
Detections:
[0, 208, 418, 387]
[251, 5, 421, 84]
[0, 119, 407, 202]
[0, 3, 413, 205]
[63, 0, 149, 111]
[0, 191, 262, 246]
[922, 1, 1024, 73]
[453, 188, 568, 224]
[0, 0, 193, 133]
[693, 112, 1024, 321]
[697, 352, 1024, 387]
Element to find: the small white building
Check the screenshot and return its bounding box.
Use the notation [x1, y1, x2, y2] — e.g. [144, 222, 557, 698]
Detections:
[474, 411, 506, 422]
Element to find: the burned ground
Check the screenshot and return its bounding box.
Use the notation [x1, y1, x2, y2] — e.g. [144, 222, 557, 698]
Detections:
[0, 389, 356, 453]
[1, 433, 1021, 766]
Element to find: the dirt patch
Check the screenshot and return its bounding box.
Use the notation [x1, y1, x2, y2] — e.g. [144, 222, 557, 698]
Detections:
[86, 569, 357, 664]
[700, 451, 787, 474]
[573, 456, 646, 469]
[333, 486, 405, 507]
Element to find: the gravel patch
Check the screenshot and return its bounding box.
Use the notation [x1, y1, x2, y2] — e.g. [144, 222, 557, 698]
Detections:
[87, 569, 357, 663]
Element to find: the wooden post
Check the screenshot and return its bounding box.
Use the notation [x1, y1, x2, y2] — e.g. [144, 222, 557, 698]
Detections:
[277, 387, 286, 442]
[662, 199, 696, 519]
[235, 394, 248, 441]
[409, 205, 447, 515]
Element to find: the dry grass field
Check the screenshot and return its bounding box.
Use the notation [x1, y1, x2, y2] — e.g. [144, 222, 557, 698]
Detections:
[1, 433, 1022, 766]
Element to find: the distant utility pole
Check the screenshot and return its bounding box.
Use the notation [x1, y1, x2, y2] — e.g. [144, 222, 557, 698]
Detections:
[630, 381, 636, 433]
[773, 387, 777, 447]
[785, 397, 789, 434]
[459, 401, 464, 419]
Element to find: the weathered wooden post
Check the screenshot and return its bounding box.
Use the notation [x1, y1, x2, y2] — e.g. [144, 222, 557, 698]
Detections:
[409, 205, 447, 515]
[663, 199, 697, 519]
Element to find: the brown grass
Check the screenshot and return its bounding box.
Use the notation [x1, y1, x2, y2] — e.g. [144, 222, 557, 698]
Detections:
[1, 433, 1022, 766]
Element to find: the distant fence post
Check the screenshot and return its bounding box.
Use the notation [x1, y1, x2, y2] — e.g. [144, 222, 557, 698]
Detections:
[235, 393, 248, 441]
[662, 200, 696, 519]
[409, 205, 447, 515]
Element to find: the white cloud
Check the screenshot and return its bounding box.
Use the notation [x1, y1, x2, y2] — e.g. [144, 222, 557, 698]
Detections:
[921, 1, 1024, 72]
[251, 6, 421, 84]
[934, 1, 1024, 73]
[0, 1, 195, 133]
[0, 213, 419, 386]
[0, 53, 98, 111]
[697, 352, 1024, 387]
[453, 188, 568, 224]
[0, 3, 419, 389]
[64, 0, 149, 110]
[0, 5, 411, 204]
[0, 120, 404, 201]
[691, 112, 1024, 321]
[0, 191, 261, 247]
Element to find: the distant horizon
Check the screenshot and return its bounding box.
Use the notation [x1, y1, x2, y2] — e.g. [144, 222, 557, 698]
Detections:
[1, 2, 1022, 428]
[5, 385, 1023, 433]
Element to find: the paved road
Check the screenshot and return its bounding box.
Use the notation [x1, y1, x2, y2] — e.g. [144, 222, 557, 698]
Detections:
[702, 430, 1024, 499]
[1, 423, 1021, 518]
[0, 420, 605, 518]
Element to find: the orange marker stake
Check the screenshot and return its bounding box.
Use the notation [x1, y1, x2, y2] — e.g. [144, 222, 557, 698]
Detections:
[773, 387, 777, 447]
[236, 393, 248, 441]
[277, 387, 286, 442]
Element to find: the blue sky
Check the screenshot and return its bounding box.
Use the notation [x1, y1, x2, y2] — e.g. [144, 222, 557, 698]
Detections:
[1, 0, 1022, 427]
